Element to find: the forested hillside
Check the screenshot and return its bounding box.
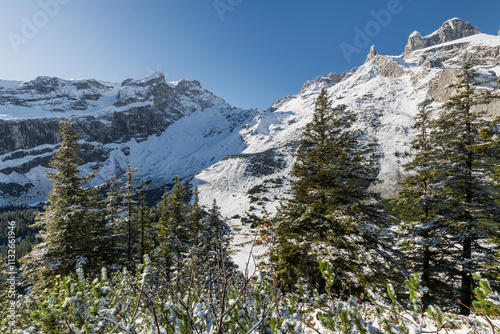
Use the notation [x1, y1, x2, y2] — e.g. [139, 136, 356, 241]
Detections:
[1, 61, 500, 333]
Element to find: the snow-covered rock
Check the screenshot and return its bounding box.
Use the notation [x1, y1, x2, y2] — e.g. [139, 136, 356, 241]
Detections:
[365, 45, 379, 63]
[0, 18, 499, 224]
[194, 19, 500, 218]
[0, 72, 233, 205]
[404, 18, 481, 54]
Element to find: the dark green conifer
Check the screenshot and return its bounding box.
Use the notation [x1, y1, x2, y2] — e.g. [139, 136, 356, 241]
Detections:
[392, 107, 453, 306]
[189, 186, 204, 243]
[103, 172, 124, 268]
[122, 165, 139, 269]
[156, 175, 188, 281]
[21, 121, 103, 290]
[138, 180, 153, 261]
[202, 199, 232, 266]
[273, 88, 395, 292]
[431, 62, 500, 314]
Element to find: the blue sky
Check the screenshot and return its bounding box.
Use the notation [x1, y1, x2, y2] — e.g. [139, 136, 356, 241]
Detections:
[0, 0, 499, 109]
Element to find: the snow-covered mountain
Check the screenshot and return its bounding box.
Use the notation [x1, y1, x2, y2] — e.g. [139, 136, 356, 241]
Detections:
[194, 18, 500, 217]
[1, 18, 499, 222]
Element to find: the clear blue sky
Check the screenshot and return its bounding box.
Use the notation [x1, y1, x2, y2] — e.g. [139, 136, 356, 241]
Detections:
[0, 0, 499, 109]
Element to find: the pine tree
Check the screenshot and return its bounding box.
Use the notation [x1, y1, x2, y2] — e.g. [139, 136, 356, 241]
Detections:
[189, 186, 204, 244]
[138, 180, 153, 261]
[103, 172, 124, 268]
[122, 165, 139, 269]
[156, 175, 189, 282]
[21, 120, 103, 290]
[273, 89, 395, 292]
[392, 107, 455, 307]
[432, 62, 500, 315]
[202, 199, 232, 269]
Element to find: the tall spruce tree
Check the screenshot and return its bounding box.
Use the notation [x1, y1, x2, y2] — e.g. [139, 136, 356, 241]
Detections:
[392, 107, 456, 307]
[156, 176, 189, 282]
[201, 200, 232, 268]
[189, 186, 204, 244]
[202, 200, 233, 285]
[122, 165, 139, 269]
[432, 62, 500, 314]
[272, 89, 395, 292]
[21, 120, 103, 290]
[138, 179, 153, 261]
[104, 172, 124, 268]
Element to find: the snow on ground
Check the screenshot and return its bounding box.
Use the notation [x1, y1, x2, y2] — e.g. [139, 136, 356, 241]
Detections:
[228, 218, 268, 276]
[1, 31, 499, 274]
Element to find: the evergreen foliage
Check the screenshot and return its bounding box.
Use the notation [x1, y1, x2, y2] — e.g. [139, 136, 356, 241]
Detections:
[156, 175, 189, 282]
[394, 62, 500, 314]
[431, 62, 500, 314]
[6, 258, 500, 333]
[189, 186, 204, 243]
[273, 88, 397, 292]
[0, 209, 38, 261]
[121, 165, 139, 269]
[199, 200, 233, 276]
[138, 179, 154, 262]
[4, 61, 500, 333]
[21, 120, 104, 291]
[392, 107, 454, 307]
[103, 172, 124, 268]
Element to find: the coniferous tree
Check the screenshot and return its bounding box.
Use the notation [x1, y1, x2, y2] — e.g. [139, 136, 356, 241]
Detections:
[273, 89, 395, 292]
[432, 62, 500, 314]
[21, 121, 103, 290]
[138, 180, 153, 261]
[202, 199, 232, 270]
[189, 186, 204, 244]
[393, 107, 455, 307]
[103, 172, 124, 268]
[122, 165, 139, 269]
[156, 176, 189, 282]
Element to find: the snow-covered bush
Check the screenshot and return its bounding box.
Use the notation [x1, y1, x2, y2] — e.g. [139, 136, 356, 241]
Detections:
[4, 259, 500, 333]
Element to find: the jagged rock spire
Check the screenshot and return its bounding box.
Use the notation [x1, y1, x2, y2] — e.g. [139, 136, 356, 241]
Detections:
[365, 45, 379, 63]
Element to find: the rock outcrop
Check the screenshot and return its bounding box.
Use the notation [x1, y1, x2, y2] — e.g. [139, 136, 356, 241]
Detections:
[0, 71, 232, 204]
[1, 18, 500, 214]
[404, 18, 481, 54]
[298, 69, 357, 95]
[365, 45, 379, 63]
[0, 72, 229, 155]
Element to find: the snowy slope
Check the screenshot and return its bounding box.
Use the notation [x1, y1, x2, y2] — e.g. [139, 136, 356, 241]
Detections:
[195, 31, 500, 217]
[0, 18, 500, 272]
[0, 71, 235, 205]
[192, 23, 500, 269]
[0, 19, 499, 269]
[1, 19, 498, 215]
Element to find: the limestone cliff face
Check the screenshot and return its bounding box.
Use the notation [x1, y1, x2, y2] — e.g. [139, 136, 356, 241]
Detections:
[0, 71, 231, 203]
[404, 18, 481, 54]
[0, 72, 229, 153]
[1, 19, 500, 213]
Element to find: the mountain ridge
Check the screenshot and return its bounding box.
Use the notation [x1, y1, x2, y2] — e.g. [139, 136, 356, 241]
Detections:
[0, 18, 499, 221]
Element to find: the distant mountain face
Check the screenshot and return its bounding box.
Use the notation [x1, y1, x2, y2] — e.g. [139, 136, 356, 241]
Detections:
[1, 18, 499, 218]
[0, 71, 235, 205]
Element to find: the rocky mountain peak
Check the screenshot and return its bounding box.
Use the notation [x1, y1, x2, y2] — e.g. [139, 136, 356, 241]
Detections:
[171, 79, 203, 92]
[365, 45, 379, 63]
[20, 76, 63, 94]
[121, 71, 166, 87]
[404, 18, 481, 54]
